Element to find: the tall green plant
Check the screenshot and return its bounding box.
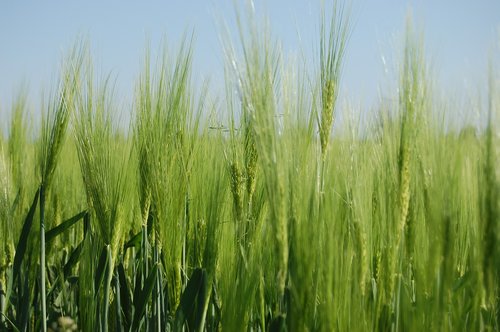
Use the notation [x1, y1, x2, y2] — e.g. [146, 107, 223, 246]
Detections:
[319, 0, 351, 160]
[134, 37, 199, 326]
[74, 54, 131, 332]
[38, 44, 84, 332]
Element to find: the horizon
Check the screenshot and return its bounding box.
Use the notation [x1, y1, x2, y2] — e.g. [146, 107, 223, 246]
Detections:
[1, 1, 499, 130]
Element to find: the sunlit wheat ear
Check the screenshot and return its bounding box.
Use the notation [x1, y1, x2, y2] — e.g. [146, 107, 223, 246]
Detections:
[319, 0, 351, 160]
[397, 18, 427, 240]
[320, 79, 335, 157]
[40, 44, 85, 189]
[37, 44, 85, 332]
[134, 37, 197, 313]
[74, 56, 130, 259]
[226, 2, 290, 302]
[74, 58, 132, 331]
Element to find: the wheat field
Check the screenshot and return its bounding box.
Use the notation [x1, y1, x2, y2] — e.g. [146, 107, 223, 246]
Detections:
[0, 3, 499, 332]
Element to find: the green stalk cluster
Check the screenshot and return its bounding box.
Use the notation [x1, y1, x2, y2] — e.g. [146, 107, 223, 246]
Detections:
[0, 3, 498, 331]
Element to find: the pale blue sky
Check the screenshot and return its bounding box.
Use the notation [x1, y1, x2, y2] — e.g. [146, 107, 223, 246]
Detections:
[0, 1, 499, 123]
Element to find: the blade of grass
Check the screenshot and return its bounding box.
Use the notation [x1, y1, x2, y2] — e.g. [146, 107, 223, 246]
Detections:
[12, 188, 39, 284]
[45, 210, 87, 243]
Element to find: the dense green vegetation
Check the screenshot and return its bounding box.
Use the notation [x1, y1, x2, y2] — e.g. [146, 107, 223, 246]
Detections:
[0, 3, 499, 331]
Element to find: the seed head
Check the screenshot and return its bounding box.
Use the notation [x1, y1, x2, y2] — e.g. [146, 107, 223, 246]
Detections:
[399, 143, 411, 235]
[230, 162, 244, 222]
[244, 129, 258, 199]
[320, 79, 336, 158]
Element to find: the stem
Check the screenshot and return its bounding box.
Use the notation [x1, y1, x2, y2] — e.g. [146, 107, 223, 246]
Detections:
[114, 270, 123, 332]
[141, 224, 148, 331]
[39, 185, 47, 332]
[392, 235, 405, 332]
[312, 155, 326, 323]
[182, 192, 189, 289]
[141, 224, 148, 284]
[158, 260, 165, 329]
[0, 281, 5, 327]
[154, 244, 161, 332]
[259, 276, 265, 332]
[103, 244, 112, 332]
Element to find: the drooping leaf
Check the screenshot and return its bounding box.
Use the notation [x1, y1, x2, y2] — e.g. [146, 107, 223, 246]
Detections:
[64, 241, 85, 277]
[45, 210, 87, 243]
[12, 188, 39, 283]
[124, 231, 142, 252]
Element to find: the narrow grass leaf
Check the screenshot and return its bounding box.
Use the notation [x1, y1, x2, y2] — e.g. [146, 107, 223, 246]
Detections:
[124, 231, 142, 252]
[63, 240, 85, 277]
[16, 267, 30, 332]
[45, 210, 87, 243]
[12, 188, 39, 283]
[94, 245, 109, 299]
[131, 263, 159, 332]
[174, 268, 206, 332]
[1, 313, 21, 332]
[118, 262, 132, 330]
